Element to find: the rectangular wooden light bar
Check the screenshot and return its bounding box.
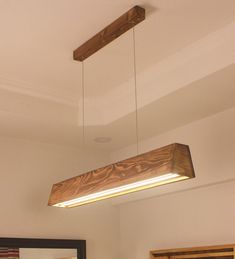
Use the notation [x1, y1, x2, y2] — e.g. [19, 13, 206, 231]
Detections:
[48, 143, 195, 208]
[73, 6, 145, 61]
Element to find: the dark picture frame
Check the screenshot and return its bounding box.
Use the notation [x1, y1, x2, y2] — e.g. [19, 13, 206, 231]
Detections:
[0, 237, 86, 259]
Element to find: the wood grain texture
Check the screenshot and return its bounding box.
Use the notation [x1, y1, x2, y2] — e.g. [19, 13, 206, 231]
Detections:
[150, 244, 235, 259]
[48, 143, 195, 206]
[151, 245, 235, 255]
[73, 6, 145, 61]
[172, 252, 234, 258]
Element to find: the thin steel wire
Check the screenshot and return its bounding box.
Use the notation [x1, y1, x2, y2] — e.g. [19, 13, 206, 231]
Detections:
[81, 61, 85, 148]
[133, 27, 139, 155]
[81, 30, 139, 153]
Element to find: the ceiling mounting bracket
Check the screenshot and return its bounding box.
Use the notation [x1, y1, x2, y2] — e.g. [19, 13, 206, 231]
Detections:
[73, 5, 145, 61]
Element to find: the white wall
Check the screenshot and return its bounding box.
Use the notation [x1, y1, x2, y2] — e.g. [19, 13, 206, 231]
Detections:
[115, 107, 235, 259]
[0, 138, 119, 259]
[119, 179, 235, 259]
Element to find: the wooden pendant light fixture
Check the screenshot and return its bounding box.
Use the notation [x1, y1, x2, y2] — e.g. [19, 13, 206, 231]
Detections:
[49, 144, 195, 207]
[48, 6, 195, 208]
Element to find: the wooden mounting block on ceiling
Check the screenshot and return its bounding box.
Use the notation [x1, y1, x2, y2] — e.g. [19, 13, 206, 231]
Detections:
[73, 6, 145, 61]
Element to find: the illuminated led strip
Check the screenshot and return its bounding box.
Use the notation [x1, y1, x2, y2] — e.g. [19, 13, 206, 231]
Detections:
[54, 173, 188, 208]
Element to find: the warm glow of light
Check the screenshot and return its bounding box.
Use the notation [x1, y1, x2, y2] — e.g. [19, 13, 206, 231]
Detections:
[53, 173, 189, 208]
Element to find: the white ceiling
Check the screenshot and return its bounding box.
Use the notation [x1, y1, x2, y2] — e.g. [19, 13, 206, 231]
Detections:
[0, 0, 234, 150]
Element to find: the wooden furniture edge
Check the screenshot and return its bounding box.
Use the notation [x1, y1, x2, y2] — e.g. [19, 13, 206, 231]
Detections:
[150, 244, 235, 257]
